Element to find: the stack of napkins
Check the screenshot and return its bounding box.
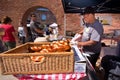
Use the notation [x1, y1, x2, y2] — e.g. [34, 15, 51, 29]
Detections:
[71, 33, 81, 42]
[70, 33, 81, 45]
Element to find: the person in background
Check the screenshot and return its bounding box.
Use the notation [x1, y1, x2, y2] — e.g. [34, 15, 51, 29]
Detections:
[0, 24, 5, 52]
[101, 35, 120, 80]
[0, 20, 2, 26]
[75, 7, 104, 68]
[18, 22, 26, 44]
[0, 38, 4, 53]
[1, 16, 18, 50]
[101, 55, 120, 80]
[43, 24, 51, 36]
[30, 14, 44, 41]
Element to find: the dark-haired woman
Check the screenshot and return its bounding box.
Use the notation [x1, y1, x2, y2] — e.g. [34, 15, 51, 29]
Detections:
[1, 16, 17, 50]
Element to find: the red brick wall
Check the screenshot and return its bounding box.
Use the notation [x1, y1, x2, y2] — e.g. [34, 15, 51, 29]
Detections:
[0, 0, 120, 36]
[96, 14, 120, 34]
[0, 0, 65, 35]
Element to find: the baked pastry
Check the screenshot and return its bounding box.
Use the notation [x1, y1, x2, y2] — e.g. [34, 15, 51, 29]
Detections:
[31, 56, 45, 62]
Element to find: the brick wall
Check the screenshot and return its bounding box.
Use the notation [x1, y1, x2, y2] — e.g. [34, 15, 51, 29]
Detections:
[0, 0, 120, 37]
[0, 0, 65, 35]
[96, 14, 120, 34]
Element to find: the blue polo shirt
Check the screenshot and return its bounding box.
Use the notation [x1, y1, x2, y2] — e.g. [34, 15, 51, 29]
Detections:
[81, 19, 104, 54]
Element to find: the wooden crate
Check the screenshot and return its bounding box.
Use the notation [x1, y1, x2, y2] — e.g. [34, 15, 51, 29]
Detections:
[0, 42, 74, 75]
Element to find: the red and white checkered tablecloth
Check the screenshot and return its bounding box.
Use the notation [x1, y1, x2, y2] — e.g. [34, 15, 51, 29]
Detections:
[14, 72, 86, 80]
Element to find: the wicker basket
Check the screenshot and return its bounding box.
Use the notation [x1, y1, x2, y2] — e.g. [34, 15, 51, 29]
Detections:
[0, 42, 74, 75]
